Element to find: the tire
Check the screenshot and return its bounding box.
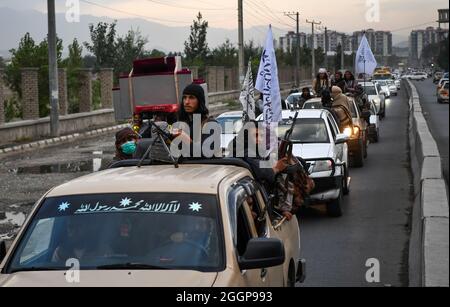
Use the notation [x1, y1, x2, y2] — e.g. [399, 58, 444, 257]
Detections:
[287, 262, 296, 287]
[352, 140, 364, 168]
[327, 182, 343, 217]
[363, 134, 368, 159]
[343, 165, 350, 195]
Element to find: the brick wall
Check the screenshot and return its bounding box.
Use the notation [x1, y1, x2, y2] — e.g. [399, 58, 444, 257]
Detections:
[99, 68, 113, 108]
[21, 68, 40, 120]
[77, 69, 92, 113]
[0, 69, 5, 125]
[58, 68, 68, 115]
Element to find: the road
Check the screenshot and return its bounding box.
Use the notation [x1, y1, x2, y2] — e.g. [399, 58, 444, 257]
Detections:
[299, 89, 412, 287]
[0, 91, 413, 287]
[411, 79, 449, 185]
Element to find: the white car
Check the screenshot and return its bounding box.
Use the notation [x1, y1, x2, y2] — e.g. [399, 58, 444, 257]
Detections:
[216, 111, 244, 153]
[395, 79, 401, 90]
[278, 110, 350, 217]
[375, 80, 391, 98]
[387, 80, 398, 96]
[367, 101, 380, 143]
[285, 90, 314, 110]
[360, 82, 386, 119]
[409, 72, 428, 81]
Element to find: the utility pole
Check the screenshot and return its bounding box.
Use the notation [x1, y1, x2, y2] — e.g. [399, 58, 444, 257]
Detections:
[47, 0, 59, 137]
[284, 11, 301, 87]
[306, 19, 321, 79]
[324, 26, 328, 69]
[238, 0, 245, 85]
[341, 34, 346, 70]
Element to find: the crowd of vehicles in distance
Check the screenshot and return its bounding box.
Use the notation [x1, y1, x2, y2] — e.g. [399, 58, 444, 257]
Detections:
[0, 159, 305, 287]
[277, 110, 350, 217]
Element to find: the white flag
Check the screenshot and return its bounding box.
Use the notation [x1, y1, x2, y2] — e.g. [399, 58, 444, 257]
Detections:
[239, 62, 256, 120]
[355, 34, 378, 77]
[255, 26, 282, 125]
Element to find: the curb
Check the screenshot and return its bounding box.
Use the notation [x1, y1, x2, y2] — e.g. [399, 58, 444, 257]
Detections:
[0, 124, 129, 156]
[405, 80, 449, 287]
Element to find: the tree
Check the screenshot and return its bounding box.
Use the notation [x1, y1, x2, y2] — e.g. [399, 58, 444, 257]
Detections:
[210, 39, 237, 67]
[437, 37, 449, 71]
[184, 12, 209, 64]
[84, 21, 117, 69]
[114, 29, 148, 76]
[5, 32, 63, 117]
[61, 38, 84, 113]
[143, 49, 166, 58]
[0, 56, 5, 68]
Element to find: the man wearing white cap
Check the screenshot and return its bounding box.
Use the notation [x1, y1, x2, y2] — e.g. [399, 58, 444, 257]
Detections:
[312, 68, 331, 97]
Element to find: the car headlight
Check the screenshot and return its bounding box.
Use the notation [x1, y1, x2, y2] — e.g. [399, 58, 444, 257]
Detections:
[353, 126, 360, 136]
[344, 127, 352, 137]
[312, 160, 333, 173]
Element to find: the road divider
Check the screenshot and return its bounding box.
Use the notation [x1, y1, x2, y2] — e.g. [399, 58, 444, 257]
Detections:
[405, 79, 449, 287]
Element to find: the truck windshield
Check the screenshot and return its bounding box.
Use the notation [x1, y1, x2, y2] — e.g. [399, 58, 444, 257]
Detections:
[278, 118, 330, 144]
[7, 193, 224, 273]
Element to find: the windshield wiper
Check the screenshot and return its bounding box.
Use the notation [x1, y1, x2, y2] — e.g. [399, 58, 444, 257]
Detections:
[9, 266, 69, 273]
[97, 263, 170, 270]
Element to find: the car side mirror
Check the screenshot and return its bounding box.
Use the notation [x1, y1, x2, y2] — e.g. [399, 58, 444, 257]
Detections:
[238, 238, 285, 270]
[0, 241, 6, 263]
[335, 134, 349, 145]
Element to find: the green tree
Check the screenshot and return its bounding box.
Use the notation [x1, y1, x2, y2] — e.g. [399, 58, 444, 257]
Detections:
[210, 39, 237, 67]
[184, 12, 209, 64]
[5, 32, 63, 118]
[84, 21, 117, 69]
[0, 56, 5, 68]
[143, 49, 166, 58]
[61, 38, 83, 113]
[437, 37, 449, 70]
[114, 29, 148, 77]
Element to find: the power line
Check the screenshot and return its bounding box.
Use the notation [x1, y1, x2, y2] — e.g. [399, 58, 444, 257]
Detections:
[244, 0, 292, 29]
[391, 21, 437, 33]
[80, 0, 191, 24]
[146, 0, 234, 11]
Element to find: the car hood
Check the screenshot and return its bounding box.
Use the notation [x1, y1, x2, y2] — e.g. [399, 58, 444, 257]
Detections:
[292, 143, 333, 160]
[0, 270, 218, 287]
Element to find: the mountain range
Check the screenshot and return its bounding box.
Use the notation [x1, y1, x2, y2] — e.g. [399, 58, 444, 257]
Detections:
[0, 7, 409, 59]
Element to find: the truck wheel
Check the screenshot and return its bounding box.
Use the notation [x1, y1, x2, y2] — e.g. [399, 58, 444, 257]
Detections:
[363, 135, 368, 159]
[352, 140, 364, 168]
[343, 165, 350, 195]
[327, 183, 343, 217]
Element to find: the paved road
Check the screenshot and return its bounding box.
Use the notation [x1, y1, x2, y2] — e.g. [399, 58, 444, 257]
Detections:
[0, 92, 413, 287]
[299, 89, 412, 287]
[412, 79, 449, 185]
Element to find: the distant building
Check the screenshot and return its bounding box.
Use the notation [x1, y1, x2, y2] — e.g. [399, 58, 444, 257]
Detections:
[352, 29, 392, 56]
[409, 26, 447, 65]
[279, 31, 308, 53]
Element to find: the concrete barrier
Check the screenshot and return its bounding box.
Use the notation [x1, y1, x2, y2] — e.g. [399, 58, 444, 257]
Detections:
[405, 80, 449, 287]
[0, 109, 116, 146]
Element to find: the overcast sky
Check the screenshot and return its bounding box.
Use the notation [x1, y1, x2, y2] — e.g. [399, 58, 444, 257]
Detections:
[1, 0, 448, 37]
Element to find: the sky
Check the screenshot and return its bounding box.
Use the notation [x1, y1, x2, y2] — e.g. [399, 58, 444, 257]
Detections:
[1, 0, 448, 40]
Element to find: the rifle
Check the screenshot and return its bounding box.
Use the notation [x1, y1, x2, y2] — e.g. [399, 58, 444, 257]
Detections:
[278, 111, 299, 159]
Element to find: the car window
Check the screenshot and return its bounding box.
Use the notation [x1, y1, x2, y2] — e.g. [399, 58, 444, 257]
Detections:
[363, 85, 377, 96]
[7, 193, 224, 273]
[278, 118, 330, 144]
[327, 116, 339, 139]
[236, 203, 257, 257]
[303, 101, 323, 109]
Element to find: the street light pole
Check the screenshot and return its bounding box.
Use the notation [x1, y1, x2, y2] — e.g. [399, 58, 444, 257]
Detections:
[47, 0, 59, 137]
[284, 11, 301, 87]
[306, 19, 321, 78]
[238, 0, 245, 85]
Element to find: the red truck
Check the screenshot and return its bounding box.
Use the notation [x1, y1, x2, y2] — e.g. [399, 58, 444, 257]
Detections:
[113, 56, 207, 132]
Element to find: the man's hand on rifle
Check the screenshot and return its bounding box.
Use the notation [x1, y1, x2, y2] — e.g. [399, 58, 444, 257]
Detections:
[273, 157, 289, 174]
